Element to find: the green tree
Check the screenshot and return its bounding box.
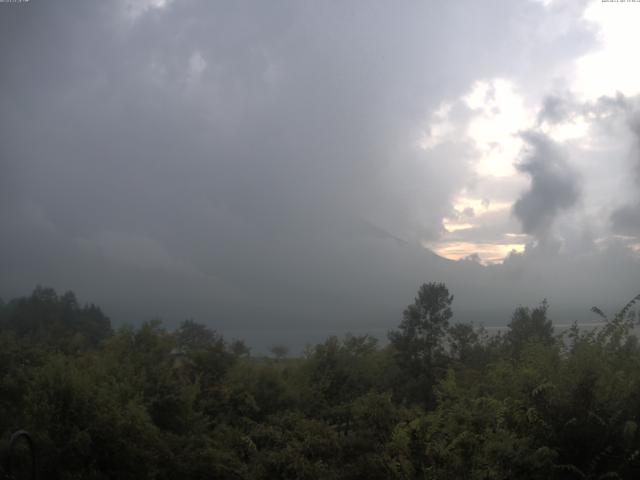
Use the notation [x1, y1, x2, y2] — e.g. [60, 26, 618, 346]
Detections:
[447, 322, 479, 364]
[269, 344, 290, 361]
[388, 282, 453, 406]
[507, 300, 554, 357]
[0, 286, 112, 351]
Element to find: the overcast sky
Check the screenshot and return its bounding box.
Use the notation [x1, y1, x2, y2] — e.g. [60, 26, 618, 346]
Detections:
[2, 0, 640, 348]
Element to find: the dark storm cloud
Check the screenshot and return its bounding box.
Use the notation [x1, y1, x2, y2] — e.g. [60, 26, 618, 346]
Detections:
[512, 132, 580, 238]
[537, 91, 632, 127]
[2, 0, 637, 349]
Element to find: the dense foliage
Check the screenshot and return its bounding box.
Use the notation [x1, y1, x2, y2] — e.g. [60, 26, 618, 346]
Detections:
[1, 284, 640, 479]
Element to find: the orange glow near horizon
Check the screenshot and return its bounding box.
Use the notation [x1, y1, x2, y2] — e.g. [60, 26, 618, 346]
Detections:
[428, 241, 526, 265]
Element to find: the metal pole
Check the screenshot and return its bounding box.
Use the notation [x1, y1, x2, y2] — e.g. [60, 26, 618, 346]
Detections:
[6, 430, 36, 480]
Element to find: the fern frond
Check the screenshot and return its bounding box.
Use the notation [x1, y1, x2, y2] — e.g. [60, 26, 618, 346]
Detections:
[591, 306, 608, 322]
[554, 463, 585, 478]
[614, 293, 640, 322]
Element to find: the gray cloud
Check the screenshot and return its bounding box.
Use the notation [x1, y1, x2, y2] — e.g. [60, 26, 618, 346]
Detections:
[610, 106, 640, 237]
[537, 94, 575, 125]
[611, 205, 640, 237]
[2, 0, 638, 350]
[537, 91, 633, 128]
[534, 93, 640, 243]
[512, 132, 580, 238]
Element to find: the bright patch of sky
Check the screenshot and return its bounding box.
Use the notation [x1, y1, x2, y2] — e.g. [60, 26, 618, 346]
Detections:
[423, 0, 640, 264]
[574, 1, 640, 100]
[465, 79, 531, 178]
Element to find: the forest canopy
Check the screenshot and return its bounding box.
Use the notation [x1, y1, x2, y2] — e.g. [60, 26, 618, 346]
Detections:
[1, 284, 640, 479]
